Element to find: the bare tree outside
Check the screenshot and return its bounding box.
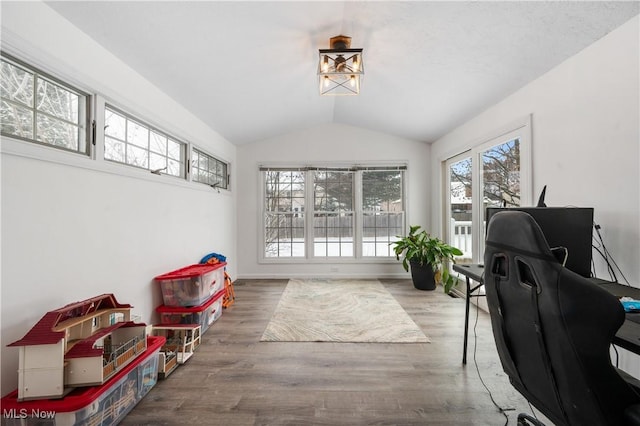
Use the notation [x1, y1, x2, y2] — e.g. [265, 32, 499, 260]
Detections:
[264, 170, 305, 257]
[263, 168, 405, 258]
[104, 106, 188, 177]
[448, 139, 520, 263]
[1, 57, 83, 152]
[482, 139, 520, 207]
[449, 139, 520, 211]
[313, 170, 354, 256]
[362, 170, 404, 256]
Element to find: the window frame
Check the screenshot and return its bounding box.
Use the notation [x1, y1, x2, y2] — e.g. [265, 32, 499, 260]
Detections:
[311, 168, 356, 258]
[1, 53, 232, 195]
[443, 115, 532, 266]
[259, 164, 407, 263]
[191, 147, 229, 190]
[263, 168, 307, 259]
[361, 168, 406, 258]
[103, 104, 187, 178]
[1, 52, 90, 156]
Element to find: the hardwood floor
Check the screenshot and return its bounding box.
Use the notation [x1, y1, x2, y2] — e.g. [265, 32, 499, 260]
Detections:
[122, 279, 547, 425]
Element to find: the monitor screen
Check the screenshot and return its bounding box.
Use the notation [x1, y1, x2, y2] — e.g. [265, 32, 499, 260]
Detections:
[486, 207, 594, 278]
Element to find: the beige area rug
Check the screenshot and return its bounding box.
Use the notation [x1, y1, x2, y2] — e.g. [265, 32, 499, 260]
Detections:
[260, 279, 430, 343]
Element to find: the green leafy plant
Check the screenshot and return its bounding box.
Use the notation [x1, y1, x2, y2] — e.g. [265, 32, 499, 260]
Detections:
[391, 225, 464, 293]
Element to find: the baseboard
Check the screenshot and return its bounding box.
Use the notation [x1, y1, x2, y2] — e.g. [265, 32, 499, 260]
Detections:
[236, 273, 411, 280]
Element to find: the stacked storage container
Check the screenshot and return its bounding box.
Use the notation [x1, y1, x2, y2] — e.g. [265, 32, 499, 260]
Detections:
[154, 262, 227, 334]
[1, 336, 165, 426]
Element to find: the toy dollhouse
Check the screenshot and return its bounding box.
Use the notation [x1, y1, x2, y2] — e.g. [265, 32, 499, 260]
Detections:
[8, 293, 147, 401]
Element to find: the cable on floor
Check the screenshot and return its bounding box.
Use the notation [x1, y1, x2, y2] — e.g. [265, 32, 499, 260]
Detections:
[527, 402, 541, 424]
[472, 291, 512, 426]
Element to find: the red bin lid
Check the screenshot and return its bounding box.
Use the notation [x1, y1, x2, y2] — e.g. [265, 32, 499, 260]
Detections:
[156, 289, 225, 313]
[154, 262, 226, 281]
[0, 335, 165, 412]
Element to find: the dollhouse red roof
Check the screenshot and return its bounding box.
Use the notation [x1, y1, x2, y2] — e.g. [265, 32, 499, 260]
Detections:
[8, 294, 132, 347]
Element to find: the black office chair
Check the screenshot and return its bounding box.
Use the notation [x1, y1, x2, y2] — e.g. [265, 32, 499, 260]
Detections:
[483, 210, 640, 426]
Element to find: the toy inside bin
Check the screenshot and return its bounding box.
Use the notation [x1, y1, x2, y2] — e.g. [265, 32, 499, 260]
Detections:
[156, 289, 224, 334]
[155, 262, 226, 307]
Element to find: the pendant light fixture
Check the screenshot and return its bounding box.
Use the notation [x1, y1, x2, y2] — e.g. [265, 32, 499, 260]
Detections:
[318, 35, 364, 96]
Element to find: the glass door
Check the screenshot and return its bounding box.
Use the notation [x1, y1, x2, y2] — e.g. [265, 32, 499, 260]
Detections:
[478, 137, 521, 251]
[446, 153, 473, 265]
[444, 117, 532, 266]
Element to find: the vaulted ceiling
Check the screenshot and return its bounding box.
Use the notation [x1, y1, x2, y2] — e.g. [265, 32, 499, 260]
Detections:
[46, 1, 639, 145]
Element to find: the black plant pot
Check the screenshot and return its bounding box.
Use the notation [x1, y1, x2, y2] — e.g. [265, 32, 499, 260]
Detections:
[409, 261, 436, 291]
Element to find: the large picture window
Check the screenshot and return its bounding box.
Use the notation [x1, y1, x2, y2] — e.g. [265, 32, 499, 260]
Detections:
[1, 54, 88, 154]
[261, 165, 406, 261]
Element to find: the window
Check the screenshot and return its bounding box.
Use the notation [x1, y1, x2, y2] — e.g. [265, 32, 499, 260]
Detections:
[2, 54, 230, 192]
[1, 53, 88, 154]
[362, 169, 405, 257]
[444, 117, 531, 265]
[192, 148, 228, 189]
[313, 169, 354, 257]
[447, 154, 473, 262]
[261, 166, 406, 260]
[104, 105, 186, 177]
[264, 169, 306, 258]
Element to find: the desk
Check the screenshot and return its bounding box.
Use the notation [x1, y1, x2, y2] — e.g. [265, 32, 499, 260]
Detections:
[453, 263, 640, 363]
[452, 263, 485, 365]
[589, 278, 640, 355]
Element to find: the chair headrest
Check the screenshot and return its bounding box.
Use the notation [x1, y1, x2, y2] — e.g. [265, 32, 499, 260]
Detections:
[485, 211, 556, 261]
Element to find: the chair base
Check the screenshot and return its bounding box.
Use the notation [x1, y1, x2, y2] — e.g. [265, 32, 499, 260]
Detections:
[517, 413, 545, 426]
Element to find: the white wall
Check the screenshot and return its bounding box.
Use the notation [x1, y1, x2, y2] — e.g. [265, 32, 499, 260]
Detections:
[236, 123, 430, 279]
[430, 16, 640, 372]
[1, 2, 237, 395]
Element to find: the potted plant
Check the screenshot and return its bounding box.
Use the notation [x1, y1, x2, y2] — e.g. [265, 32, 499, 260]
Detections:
[391, 225, 463, 292]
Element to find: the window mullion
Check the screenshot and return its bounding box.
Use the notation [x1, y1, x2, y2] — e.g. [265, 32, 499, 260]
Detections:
[305, 169, 314, 259]
[123, 114, 129, 166]
[471, 148, 483, 264]
[32, 75, 38, 142]
[186, 143, 193, 182]
[35, 109, 79, 127]
[92, 95, 105, 161]
[146, 123, 151, 160]
[354, 170, 363, 259]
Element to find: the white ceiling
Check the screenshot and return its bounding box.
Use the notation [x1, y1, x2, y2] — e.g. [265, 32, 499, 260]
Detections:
[46, 1, 639, 145]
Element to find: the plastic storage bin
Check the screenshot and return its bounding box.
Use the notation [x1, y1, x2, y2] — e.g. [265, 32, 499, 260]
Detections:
[156, 289, 224, 334]
[155, 262, 226, 307]
[1, 335, 164, 426]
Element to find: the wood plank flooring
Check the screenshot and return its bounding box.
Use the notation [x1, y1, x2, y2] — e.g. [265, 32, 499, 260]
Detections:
[122, 279, 548, 425]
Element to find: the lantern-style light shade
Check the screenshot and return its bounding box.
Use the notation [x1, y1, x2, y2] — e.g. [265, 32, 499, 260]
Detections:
[318, 35, 364, 96]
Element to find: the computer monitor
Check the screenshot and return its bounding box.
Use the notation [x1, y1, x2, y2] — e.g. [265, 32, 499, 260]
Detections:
[486, 207, 594, 278]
